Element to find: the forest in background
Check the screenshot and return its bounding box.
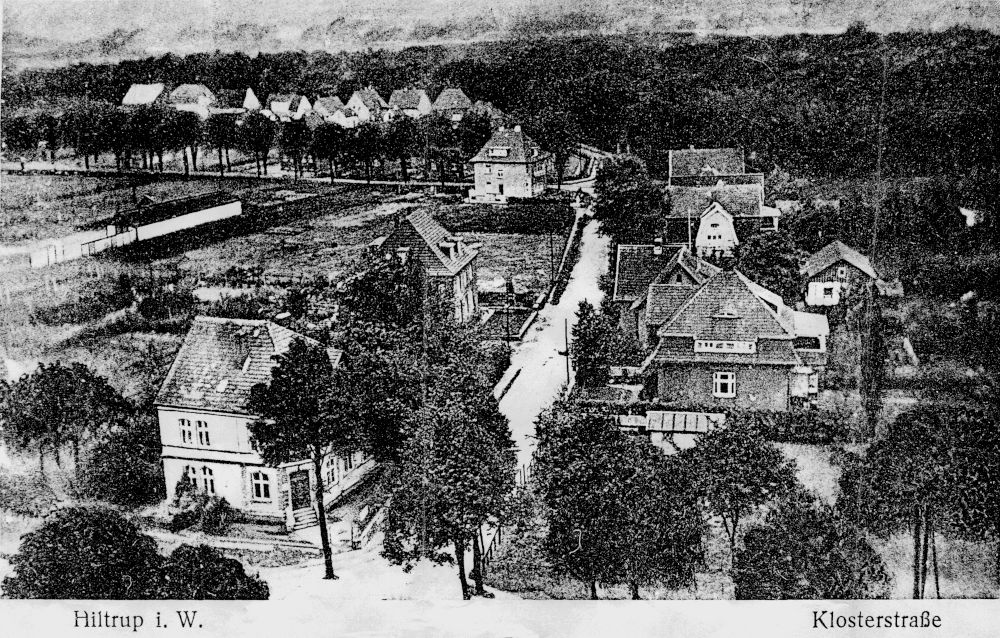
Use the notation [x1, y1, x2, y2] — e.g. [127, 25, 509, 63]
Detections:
[4, 27, 998, 184]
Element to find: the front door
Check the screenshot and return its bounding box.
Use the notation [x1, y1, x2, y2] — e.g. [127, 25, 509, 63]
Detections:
[289, 470, 311, 510]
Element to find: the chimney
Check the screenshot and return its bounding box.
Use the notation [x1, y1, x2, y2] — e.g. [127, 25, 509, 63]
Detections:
[653, 237, 663, 256]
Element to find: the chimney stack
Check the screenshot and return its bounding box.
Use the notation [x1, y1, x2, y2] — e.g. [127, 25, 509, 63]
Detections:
[653, 237, 663, 256]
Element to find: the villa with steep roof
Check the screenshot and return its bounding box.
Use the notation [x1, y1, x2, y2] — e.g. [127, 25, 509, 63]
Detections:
[664, 181, 780, 259]
[638, 266, 829, 410]
[155, 317, 372, 531]
[389, 89, 433, 118]
[468, 125, 551, 203]
[375, 210, 480, 322]
[801, 240, 882, 306]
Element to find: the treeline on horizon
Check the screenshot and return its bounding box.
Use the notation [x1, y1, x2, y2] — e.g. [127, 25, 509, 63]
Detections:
[3, 25, 999, 179]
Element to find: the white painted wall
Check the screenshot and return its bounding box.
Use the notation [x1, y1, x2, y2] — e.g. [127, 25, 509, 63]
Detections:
[695, 204, 739, 256]
[805, 281, 842, 306]
[136, 201, 242, 241]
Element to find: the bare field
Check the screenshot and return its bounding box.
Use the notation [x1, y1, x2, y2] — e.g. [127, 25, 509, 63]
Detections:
[466, 232, 560, 297]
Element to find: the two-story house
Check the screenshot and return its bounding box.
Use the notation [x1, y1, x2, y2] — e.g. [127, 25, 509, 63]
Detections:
[664, 180, 780, 259]
[433, 88, 473, 122]
[639, 265, 829, 410]
[346, 87, 389, 123]
[388, 89, 433, 119]
[375, 210, 480, 323]
[468, 126, 551, 203]
[801, 240, 880, 307]
[154, 316, 372, 531]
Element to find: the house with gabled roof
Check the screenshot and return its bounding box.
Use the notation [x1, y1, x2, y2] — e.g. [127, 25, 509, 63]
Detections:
[346, 86, 389, 123]
[664, 181, 780, 259]
[313, 96, 358, 128]
[155, 316, 372, 531]
[210, 88, 261, 115]
[639, 266, 829, 410]
[121, 83, 168, 107]
[389, 89, 433, 118]
[433, 88, 473, 121]
[264, 94, 311, 121]
[667, 147, 746, 183]
[611, 242, 720, 349]
[168, 83, 217, 119]
[801, 240, 884, 307]
[375, 210, 480, 322]
[468, 125, 551, 203]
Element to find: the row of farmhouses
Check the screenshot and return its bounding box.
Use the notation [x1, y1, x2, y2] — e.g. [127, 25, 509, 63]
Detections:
[121, 82, 477, 126]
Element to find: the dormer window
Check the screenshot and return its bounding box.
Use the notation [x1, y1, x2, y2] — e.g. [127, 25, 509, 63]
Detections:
[439, 241, 456, 259]
[488, 147, 510, 158]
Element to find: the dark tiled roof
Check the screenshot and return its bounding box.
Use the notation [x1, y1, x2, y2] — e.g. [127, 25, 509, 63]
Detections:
[668, 148, 745, 178]
[389, 89, 428, 110]
[434, 88, 473, 112]
[353, 87, 388, 111]
[382, 210, 477, 276]
[155, 317, 340, 414]
[666, 184, 764, 219]
[470, 127, 550, 164]
[657, 270, 795, 342]
[169, 84, 216, 105]
[802, 240, 878, 279]
[213, 89, 247, 109]
[645, 285, 698, 325]
[614, 245, 719, 304]
[313, 96, 345, 115]
[668, 173, 764, 188]
[266, 94, 308, 115]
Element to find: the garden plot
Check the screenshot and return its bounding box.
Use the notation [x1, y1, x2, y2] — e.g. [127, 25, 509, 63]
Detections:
[467, 233, 560, 302]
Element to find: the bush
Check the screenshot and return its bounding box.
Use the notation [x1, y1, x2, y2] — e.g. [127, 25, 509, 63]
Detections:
[74, 414, 165, 508]
[169, 492, 236, 535]
[159, 544, 269, 599]
[2, 506, 164, 599]
[0, 469, 58, 517]
[550, 219, 583, 304]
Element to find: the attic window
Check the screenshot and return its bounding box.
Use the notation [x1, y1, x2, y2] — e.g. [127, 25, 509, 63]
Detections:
[488, 147, 510, 158]
[713, 305, 740, 319]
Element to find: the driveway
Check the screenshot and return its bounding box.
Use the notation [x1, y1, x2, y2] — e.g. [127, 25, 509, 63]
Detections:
[498, 216, 610, 471]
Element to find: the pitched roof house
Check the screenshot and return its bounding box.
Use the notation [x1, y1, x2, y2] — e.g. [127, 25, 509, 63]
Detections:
[169, 83, 216, 119]
[264, 94, 312, 121]
[388, 89, 433, 118]
[121, 83, 168, 106]
[376, 210, 481, 322]
[664, 182, 780, 258]
[667, 147, 746, 182]
[468, 125, 552, 203]
[313, 96, 358, 128]
[640, 267, 829, 410]
[801, 240, 884, 306]
[346, 87, 389, 123]
[210, 88, 261, 115]
[155, 317, 370, 530]
[433, 88, 473, 121]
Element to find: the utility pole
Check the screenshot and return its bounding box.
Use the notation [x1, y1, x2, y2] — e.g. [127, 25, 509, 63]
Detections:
[564, 317, 571, 386]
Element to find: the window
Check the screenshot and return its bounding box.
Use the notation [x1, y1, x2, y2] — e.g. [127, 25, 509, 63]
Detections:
[837, 266, 848, 279]
[179, 419, 193, 445]
[201, 466, 215, 494]
[483, 164, 491, 173]
[344, 454, 355, 472]
[184, 465, 198, 489]
[196, 420, 210, 446]
[675, 273, 684, 283]
[713, 372, 736, 398]
[822, 284, 837, 299]
[496, 169, 505, 178]
[696, 340, 756, 354]
[250, 471, 271, 500]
